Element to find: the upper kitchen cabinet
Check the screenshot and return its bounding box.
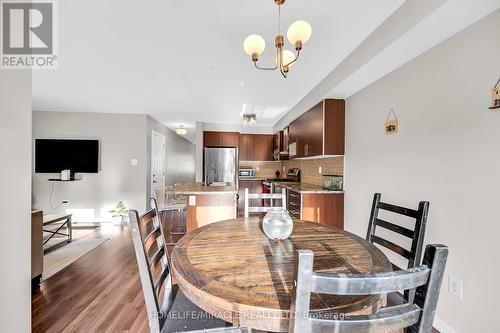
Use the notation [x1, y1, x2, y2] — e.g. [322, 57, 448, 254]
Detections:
[254, 135, 274, 161]
[239, 134, 274, 161]
[204, 131, 240, 148]
[288, 99, 345, 158]
[239, 134, 255, 161]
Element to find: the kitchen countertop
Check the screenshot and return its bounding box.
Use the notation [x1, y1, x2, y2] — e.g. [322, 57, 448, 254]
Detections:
[171, 182, 237, 195]
[275, 181, 344, 194]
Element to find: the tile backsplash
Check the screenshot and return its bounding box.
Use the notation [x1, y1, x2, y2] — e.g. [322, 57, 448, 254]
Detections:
[282, 156, 344, 186]
[240, 156, 344, 185]
[239, 161, 280, 178]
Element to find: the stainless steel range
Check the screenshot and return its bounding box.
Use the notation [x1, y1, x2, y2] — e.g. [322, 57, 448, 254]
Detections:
[263, 168, 300, 206]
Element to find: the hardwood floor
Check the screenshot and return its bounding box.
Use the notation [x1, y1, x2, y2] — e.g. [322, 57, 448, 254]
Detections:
[32, 224, 149, 332]
[32, 223, 442, 333]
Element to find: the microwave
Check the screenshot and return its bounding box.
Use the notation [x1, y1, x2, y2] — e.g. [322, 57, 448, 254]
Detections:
[239, 169, 255, 178]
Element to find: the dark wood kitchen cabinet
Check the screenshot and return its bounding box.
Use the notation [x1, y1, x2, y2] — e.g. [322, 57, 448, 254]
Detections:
[204, 131, 239, 147]
[254, 135, 274, 161]
[239, 134, 274, 161]
[239, 134, 255, 161]
[287, 99, 345, 158]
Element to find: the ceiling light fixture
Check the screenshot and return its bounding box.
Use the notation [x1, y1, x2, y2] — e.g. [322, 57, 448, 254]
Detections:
[243, 0, 312, 78]
[242, 113, 257, 125]
[176, 125, 188, 136]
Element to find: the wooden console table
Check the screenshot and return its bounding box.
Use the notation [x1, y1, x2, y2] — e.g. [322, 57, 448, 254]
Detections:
[43, 213, 73, 253]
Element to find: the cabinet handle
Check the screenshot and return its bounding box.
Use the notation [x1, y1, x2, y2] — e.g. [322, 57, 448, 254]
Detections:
[289, 192, 299, 198]
[289, 202, 298, 207]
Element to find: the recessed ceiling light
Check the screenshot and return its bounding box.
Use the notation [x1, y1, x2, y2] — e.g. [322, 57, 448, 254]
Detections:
[240, 81, 245, 86]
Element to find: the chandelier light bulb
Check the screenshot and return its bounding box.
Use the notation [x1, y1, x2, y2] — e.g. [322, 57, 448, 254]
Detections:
[287, 20, 312, 47]
[243, 34, 266, 58]
[281, 50, 296, 68]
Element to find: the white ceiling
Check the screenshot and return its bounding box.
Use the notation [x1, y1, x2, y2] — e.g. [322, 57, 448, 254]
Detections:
[32, 0, 500, 143]
[32, 0, 405, 141]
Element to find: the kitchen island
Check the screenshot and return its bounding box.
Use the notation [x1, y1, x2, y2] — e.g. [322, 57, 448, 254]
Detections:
[172, 183, 237, 232]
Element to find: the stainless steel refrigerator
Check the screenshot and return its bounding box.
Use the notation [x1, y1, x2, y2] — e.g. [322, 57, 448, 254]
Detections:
[204, 147, 238, 186]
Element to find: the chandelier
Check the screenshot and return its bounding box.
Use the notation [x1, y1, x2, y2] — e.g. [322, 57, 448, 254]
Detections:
[176, 125, 187, 136]
[242, 113, 257, 125]
[243, 0, 312, 78]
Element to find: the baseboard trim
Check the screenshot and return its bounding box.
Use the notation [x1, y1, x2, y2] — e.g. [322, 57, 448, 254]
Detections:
[434, 317, 459, 333]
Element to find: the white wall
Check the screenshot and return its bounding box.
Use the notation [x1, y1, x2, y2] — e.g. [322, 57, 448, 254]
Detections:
[345, 9, 500, 333]
[0, 70, 32, 331]
[32, 111, 148, 221]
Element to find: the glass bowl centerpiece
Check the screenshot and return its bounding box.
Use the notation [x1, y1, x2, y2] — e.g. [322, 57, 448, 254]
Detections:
[262, 208, 294, 240]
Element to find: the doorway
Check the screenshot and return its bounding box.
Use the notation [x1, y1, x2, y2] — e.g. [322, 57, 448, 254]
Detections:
[151, 130, 166, 196]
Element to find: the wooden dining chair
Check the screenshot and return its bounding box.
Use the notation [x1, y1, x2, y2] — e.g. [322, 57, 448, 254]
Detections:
[289, 244, 448, 333]
[153, 187, 186, 236]
[129, 198, 246, 333]
[244, 188, 287, 218]
[366, 193, 430, 304]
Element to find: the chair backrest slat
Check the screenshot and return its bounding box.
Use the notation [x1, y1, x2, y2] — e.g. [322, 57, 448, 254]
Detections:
[150, 245, 166, 269]
[371, 235, 411, 259]
[378, 201, 419, 218]
[375, 218, 414, 238]
[289, 245, 448, 333]
[144, 226, 162, 252]
[311, 267, 430, 295]
[244, 188, 287, 218]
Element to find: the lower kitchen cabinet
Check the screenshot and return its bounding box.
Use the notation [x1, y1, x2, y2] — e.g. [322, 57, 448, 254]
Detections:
[288, 190, 344, 229]
[302, 193, 344, 229]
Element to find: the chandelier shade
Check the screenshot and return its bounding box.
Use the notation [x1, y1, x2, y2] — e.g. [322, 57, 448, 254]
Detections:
[280, 50, 296, 68]
[243, 34, 266, 57]
[287, 20, 312, 46]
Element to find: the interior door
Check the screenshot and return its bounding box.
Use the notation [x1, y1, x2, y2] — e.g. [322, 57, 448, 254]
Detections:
[151, 131, 166, 196]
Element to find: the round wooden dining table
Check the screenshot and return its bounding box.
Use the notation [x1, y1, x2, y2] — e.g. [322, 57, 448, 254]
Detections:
[171, 217, 392, 332]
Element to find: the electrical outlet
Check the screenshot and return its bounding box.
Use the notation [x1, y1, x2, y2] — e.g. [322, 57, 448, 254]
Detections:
[282, 166, 286, 171]
[318, 166, 322, 174]
[448, 275, 463, 299]
[189, 196, 196, 206]
[130, 158, 138, 166]
[256, 166, 260, 171]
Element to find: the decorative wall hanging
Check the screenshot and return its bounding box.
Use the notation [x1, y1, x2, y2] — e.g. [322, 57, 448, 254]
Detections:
[385, 108, 399, 134]
[490, 77, 500, 110]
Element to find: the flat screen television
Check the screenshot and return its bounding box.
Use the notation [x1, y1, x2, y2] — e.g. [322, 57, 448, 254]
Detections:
[35, 139, 99, 173]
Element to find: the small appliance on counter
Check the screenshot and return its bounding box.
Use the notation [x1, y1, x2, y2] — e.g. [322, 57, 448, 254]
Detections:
[322, 175, 343, 191]
[239, 168, 255, 178]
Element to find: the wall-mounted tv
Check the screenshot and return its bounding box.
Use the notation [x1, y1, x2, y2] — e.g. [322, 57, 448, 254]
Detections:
[35, 139, 99, 173]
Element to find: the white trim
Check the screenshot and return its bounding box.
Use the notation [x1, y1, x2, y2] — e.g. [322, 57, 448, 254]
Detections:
[434, 316, 459, 333]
